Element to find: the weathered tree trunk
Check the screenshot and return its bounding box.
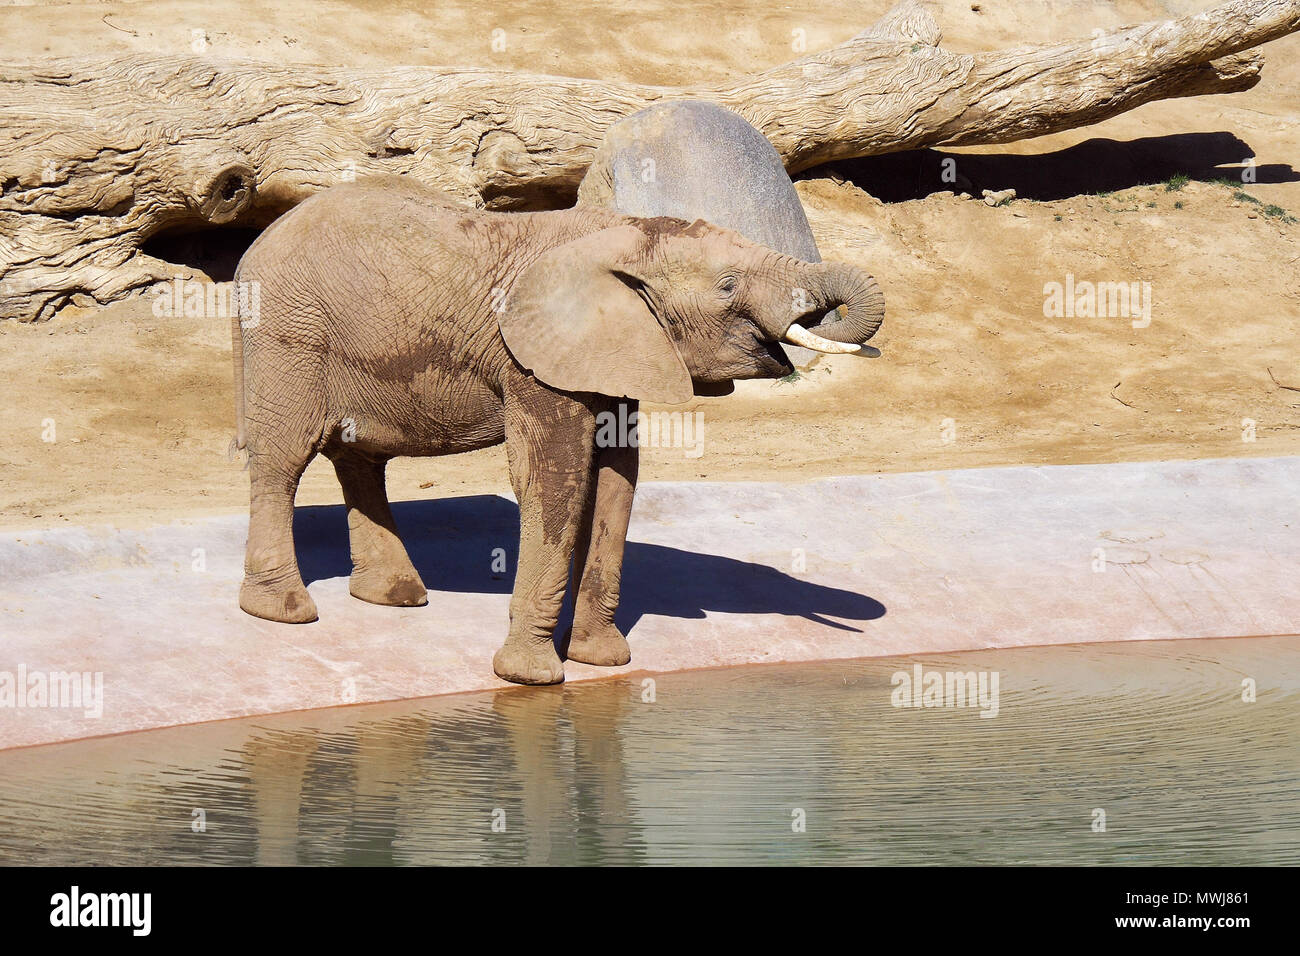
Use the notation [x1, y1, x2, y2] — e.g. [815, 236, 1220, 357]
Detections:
[1, 0, 1297, 321]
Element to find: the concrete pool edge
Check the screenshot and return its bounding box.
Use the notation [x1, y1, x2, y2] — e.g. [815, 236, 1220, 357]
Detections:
[2, 455, 1298, 749]
[5, 632, 1300, 757]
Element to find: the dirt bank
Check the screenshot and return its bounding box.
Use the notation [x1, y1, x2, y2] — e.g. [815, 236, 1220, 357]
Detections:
[1, 0, 1297, 528]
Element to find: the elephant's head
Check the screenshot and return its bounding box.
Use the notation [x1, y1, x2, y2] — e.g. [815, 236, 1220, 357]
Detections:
[499, 217, 884, 404]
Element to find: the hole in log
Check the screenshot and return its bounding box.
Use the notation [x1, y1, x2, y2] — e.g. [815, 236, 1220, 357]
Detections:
[141, 225, 263, 283]
[220, 177, 244, 202]
[480, 179, 578, 212]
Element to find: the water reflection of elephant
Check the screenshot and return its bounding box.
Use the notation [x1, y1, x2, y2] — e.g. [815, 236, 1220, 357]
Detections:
[240, 679, 641, 865]
[490, 680, 641, 865]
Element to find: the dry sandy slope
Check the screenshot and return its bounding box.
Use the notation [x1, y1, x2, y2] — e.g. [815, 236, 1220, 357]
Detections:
[1, 0, 1298, 528]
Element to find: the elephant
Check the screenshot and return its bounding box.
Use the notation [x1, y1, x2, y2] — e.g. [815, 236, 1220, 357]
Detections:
[230, 174, 884, 685]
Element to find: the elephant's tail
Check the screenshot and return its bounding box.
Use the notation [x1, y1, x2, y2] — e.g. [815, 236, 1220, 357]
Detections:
[228, 277, 249, 470]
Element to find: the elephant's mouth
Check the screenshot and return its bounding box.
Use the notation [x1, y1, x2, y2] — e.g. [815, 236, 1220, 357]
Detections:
[763, 337, 795, 375]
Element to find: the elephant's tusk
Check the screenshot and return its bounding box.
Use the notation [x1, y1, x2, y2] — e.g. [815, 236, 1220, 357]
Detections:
[782, 323, 862, 354]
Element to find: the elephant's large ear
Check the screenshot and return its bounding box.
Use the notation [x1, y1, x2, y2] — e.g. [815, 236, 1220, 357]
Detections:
[498, 225, 693, 405]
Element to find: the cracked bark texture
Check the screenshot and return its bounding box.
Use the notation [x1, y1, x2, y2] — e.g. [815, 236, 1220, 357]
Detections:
[1, 0, 1298, 321]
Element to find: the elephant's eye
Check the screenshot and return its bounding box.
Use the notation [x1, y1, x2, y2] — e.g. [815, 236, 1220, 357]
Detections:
[717, 275, 738, 298]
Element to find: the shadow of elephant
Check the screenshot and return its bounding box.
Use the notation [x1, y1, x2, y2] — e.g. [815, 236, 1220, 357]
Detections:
[816, 131, 1298, 203]
[294, 493, 885, 637]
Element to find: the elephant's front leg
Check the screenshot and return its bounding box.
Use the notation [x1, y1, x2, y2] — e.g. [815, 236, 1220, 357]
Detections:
[566, 403, 638, 667]
[494, 375, 599, 686]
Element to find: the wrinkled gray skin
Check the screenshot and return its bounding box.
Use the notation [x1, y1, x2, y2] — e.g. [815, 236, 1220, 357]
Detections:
[231, 174, 884, 685]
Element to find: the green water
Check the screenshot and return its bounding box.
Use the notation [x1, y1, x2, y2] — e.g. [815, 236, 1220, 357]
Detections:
[1, 636, 1297, 865]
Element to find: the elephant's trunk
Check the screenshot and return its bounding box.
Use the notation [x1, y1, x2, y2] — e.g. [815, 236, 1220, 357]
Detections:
[783, 261, 885, 350]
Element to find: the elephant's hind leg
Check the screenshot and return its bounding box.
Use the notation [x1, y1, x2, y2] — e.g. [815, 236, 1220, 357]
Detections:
[240, 451, 319, 624]
[327, 450, 427, 608]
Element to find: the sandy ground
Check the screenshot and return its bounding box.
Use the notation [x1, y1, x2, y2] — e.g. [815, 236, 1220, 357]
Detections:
[1, 0, 1298, 528]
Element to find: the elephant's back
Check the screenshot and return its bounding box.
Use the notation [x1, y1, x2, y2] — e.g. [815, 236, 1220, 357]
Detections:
[235, 177, 491, 340]
[238, 176, 467, 279]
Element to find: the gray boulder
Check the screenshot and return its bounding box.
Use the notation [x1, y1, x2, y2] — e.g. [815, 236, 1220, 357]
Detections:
[578, 100, 841, 368]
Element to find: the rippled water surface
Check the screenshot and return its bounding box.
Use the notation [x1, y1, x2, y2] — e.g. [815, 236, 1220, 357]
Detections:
[1, 636, 1297, 865]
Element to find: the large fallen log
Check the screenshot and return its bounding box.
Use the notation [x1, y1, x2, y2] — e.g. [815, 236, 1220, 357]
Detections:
[1, 0, 1297, 321]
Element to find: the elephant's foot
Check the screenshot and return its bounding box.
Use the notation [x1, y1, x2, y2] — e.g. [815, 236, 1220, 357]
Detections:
[493, 640, 565, 686]
[564, 622, 631, 667]
[349, 566, 428, 608]
[239, 576, 318, 624]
